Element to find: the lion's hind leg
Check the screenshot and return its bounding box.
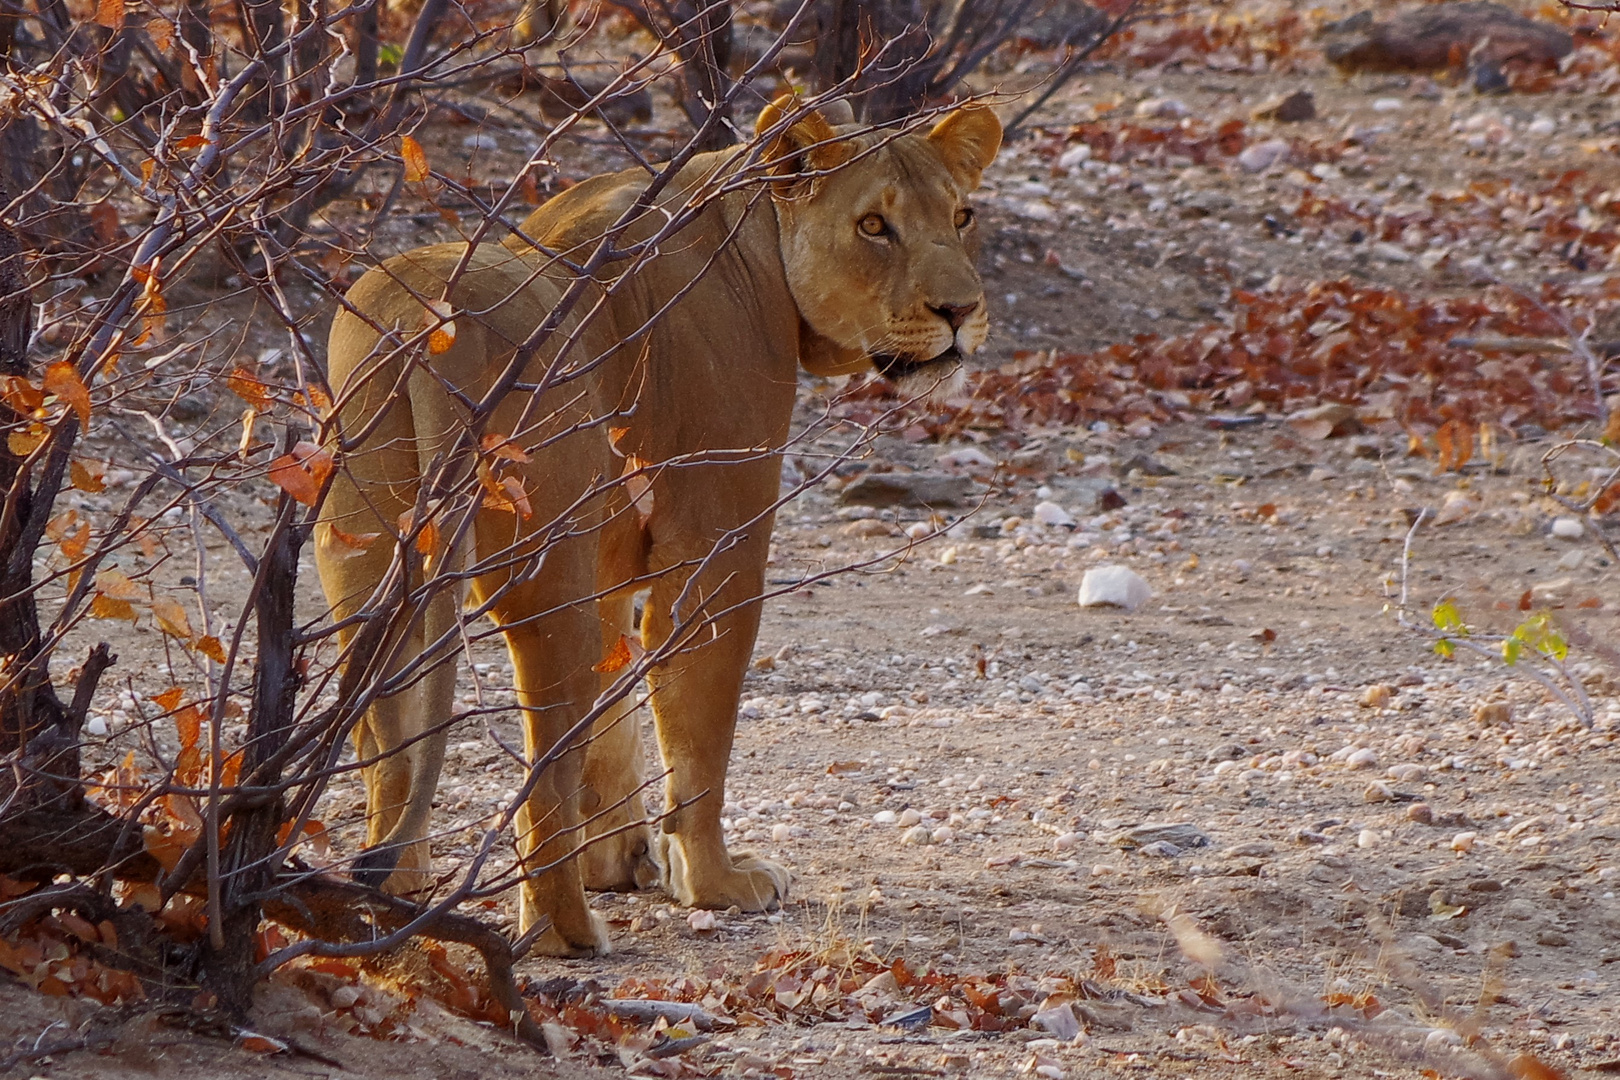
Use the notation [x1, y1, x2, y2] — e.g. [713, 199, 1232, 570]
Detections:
[578, 587, 660, 893]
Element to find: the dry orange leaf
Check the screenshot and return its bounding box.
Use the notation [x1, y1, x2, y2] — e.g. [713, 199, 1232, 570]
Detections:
[401, 135, 430, 182]
[267, 441, 334, 506]
[594, 633, 634, 673]
[59, 521, 90, 562]
[1605, 407, 1620, 446]
[70, 458, 106, 492]
[151, 596, 193, 640]
[94, 0, 123, 28]
[481, 433, 533, 462]
[8, 423, 47, 456]
[323, 524, 381, 558]
[94, 568, 142, 600]
[1509, 1054, 1567, 1080]
[153, 686, 185, 711]
[90, 592, 135, 622]
[175, 134, 208, 151]
[397, 510, 440, 558]
[227, 367, 274, 408]
[0, 374, 43, 413]
[43, 361, 90, 430]
[195, 635, 228, 663]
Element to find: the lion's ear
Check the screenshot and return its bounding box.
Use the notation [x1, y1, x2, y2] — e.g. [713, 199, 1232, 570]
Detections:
[928, 106, 1003, 189]
[756, 95, 855, 191]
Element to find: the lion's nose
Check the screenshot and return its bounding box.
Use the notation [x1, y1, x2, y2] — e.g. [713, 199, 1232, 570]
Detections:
[930, 301, 978, 332]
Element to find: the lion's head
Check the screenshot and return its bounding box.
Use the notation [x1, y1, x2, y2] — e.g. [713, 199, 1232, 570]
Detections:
[756, 97, 1003, 397]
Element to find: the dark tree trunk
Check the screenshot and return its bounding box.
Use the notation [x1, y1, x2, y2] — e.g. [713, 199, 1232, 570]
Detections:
[200, 504, 303, 1013]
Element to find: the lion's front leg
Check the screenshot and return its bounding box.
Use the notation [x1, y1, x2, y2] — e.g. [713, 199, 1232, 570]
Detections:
[641, 541, 789, 912]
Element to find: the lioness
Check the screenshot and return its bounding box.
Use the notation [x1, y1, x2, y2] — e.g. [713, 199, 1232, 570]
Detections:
[316, 96, 1001, 956]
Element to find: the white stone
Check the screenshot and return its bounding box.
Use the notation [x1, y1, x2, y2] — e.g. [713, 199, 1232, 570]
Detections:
[1357, 829, 1378, 849]
[85, 713, 108, 736]
[771, 824, 792, 843]
[1057, 144, 1092, 170]
[1078, 565, 1153, 612]
[1135, 96, 1190, 119]
[1237, 138, 1290, 173]
[873, 810, 898, 825]
[1451, 831, 1476, 853]
[937, 446, 996, 469]
[1551, 517, 1585, 539]
[1527, 116, 1557, 136]
[1345, 747, 1378, 769]
[898, 808, 923, 827]
[901, 825, 931, 845]
[1372, 97, 1403, 112]
[1034, 501, 1075, 528]
[687, 909, 718, 931]
[461, 131, 500, 151]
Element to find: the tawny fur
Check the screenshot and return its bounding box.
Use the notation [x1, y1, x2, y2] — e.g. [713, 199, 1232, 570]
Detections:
[315, 98, 1001, 956]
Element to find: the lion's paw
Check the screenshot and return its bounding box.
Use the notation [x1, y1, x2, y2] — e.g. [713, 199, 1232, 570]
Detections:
[525, 909, 612, 959]
[581, 823, 662, 893]
[664, 841, 789, 912]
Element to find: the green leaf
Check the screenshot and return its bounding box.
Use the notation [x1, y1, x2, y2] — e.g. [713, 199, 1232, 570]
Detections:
[1434, 638, 1456, 659]
[1501, 637, 1521, 666]
[1432, 600, 1466, 635]
[379, 43, 403, 68]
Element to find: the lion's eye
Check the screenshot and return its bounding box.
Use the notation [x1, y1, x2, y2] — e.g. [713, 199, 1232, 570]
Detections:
[858, 214, 889, 237]
[954, 207, 974, 229]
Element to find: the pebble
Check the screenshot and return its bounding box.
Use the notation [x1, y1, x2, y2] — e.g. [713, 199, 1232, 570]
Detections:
[1078, 565, 1153, 611]
[1115, 822, 1211, 849]
[1345, 748, 1379, 770]
[1387, 764, 1425, 782]
[1451, 831, 1477, 853]
[1058, 144, 1093, 170]
[873, 810, 898, 825]
[1135, 96, 1190, 119]
[1237, 138, 1290, 173]
[1364, 781, 1394, 803]
[901, 825, 931, 845]
[1474, 701, 1512, 726]
[1137, 840, 1183, 857]
[1407, 802, 1434, 825]
[1357, 829, 1378, 849]
[931, 826, 956, 844]
[898, 808, 923, 827]
[1053, 832, 1080, 852]
[1551, 517, 1585, 539]
[1034, 500, 1076, 528]
[687, 909, 718, 931]
[1360, 684, 1393, 709]
[771, 824, 792, 843]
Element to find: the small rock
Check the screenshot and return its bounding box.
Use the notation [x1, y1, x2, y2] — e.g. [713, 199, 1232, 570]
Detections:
[1287, 402, 1358, 439]
[1221, 841, 1274, 858]
[1473, 701, 1512, 727]
[1053, 832, 1081, 852]
[1078, 565, 1153, 612]
[1034, 500, 1075, 528]
[1536, 929, 1570, 947]
[1251, 89, 1316, 122]
[1372, 241, 1412, 263]
[1364, 781, 1395, 803]
[1550, 517, 1584, 540]
[873, 810, 898, 825]
[1530, 576, 1573, 605]
[1237, 138, 1291, 173]
[771, 824, 792, 843]
[900, 825, 931, 845]
[1387, 764, 1425, 782]
[1360, 684, 1393, 709]
[330, 985, 363, 1010]
[1434, 489, 1479, 526]
[687, 909, 718, 931]
[1057, 144, 1092, 170]
[1358, 829, 1378, 849]
[898, 808, 923, 827]
[1345, 747, 1379, 770]
[1135, 96, 1190, 119]
[1136, 840, 1183, 857]
[1407, 802, 1435, 825]
[1115, 822, 1211, 850]
[1451, 831, 1477, 853]
[839, 472, 971, 508]
[1030, 1003, 1083, 1041]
